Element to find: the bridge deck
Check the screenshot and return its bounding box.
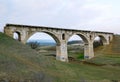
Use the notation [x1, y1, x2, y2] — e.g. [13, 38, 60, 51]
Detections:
[5, 23, 113, 34]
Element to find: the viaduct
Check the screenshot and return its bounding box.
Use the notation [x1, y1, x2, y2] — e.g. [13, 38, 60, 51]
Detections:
[4, 24, 114, 62]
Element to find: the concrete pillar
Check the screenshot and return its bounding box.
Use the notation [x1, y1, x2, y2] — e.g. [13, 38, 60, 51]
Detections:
[110, 35, 114, 41]
[20, 36, 27, 44]
[56, 41, 68, 62]
[103, 37, 110, 45]
[20, 31, 29, 44]
[103, 41, 109, 45]
[84, 42, 94, 59]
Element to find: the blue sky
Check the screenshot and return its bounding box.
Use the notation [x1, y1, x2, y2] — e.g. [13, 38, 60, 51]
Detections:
[0, 0, 120, 40]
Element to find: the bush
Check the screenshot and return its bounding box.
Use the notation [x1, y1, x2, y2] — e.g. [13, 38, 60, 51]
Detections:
[77, 53, 84, 59]
[28, 41, 40, 49]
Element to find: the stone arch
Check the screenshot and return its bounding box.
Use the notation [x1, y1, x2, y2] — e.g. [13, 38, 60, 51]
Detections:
[27, 31, 60, 46]
[93, 35, 107, 45]
[67, 33, 90, 59]
[67, 33, 89, 44]
[13, 31, 21, 41]
[26, 31, 62, 61]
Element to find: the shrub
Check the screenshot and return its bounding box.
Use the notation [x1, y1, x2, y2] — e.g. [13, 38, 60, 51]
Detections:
[28, 41, 40, 49]
[77, 53, 84, 59]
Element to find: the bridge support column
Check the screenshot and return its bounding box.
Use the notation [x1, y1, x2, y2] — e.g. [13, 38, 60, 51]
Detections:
[20, 36, 28, 44]
[56, 41, 68, 62]
[103, 42, 109, 45]
[84, 42, 94, 59]
[15, 31, 27, 44]
[103, 38, 110, 45]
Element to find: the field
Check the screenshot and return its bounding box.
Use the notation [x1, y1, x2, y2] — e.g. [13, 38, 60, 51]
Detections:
[0, 32, 120, 82]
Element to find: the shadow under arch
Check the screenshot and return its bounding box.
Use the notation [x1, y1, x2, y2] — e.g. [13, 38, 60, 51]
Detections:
[93, 35, 107, 45]
[67, 33, 89, 60]
[13, 31, 21, 41]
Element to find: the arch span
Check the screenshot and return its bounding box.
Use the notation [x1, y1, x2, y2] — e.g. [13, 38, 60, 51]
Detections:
[93, 35, 107, 45]
[26, 31, 63, 61]
[67, 33, 89, 44]
[27, 31, 60, 46]
[67, 33, 91, 59]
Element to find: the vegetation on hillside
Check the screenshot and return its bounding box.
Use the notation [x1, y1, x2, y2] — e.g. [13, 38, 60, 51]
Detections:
[0, 32, 53, 81]
[0, 32, 120, 82]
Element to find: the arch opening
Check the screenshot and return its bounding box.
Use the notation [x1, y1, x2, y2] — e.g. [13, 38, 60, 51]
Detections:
[93, 36, 103, 49]
[93, 35, 107, 48]
[26, 32, 60, 58]
[67, 34, 88, 61]
[13, 31, 21, 41]
[62, 33, 65, 40]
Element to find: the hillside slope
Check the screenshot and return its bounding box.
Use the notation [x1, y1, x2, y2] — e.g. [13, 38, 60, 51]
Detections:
[0, 32, 120, 82]
[0, 32, 54, 81]
[110, 35, 120, 54]
[88, 35, 120, 66]
[95, 35, 120, 54]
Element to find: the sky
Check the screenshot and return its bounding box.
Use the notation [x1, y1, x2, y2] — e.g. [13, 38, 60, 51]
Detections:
[0, 0, 120, 40]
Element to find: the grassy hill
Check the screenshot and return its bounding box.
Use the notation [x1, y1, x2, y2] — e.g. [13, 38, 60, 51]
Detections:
[0, 32, 53, 81]
[0, 32, 120, 82]
[87, 35, 120, 66]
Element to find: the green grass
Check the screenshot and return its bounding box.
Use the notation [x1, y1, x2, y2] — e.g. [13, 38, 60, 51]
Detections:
[0, 32, 120, 82]
[86, 55, 120, 66]
[77, 53, 84, 59]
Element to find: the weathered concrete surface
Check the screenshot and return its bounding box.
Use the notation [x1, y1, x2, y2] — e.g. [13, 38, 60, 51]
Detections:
[4, 24, 114, 62]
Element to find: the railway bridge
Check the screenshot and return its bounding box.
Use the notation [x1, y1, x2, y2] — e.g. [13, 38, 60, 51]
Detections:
[4, 24, 113, 62]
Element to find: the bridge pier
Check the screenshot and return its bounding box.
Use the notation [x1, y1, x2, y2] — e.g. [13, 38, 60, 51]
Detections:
[56, 41, 68, 62]
[103, 36, 111, 45]
[84, 42, 94, 59]
[20, 30, 33, 44]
